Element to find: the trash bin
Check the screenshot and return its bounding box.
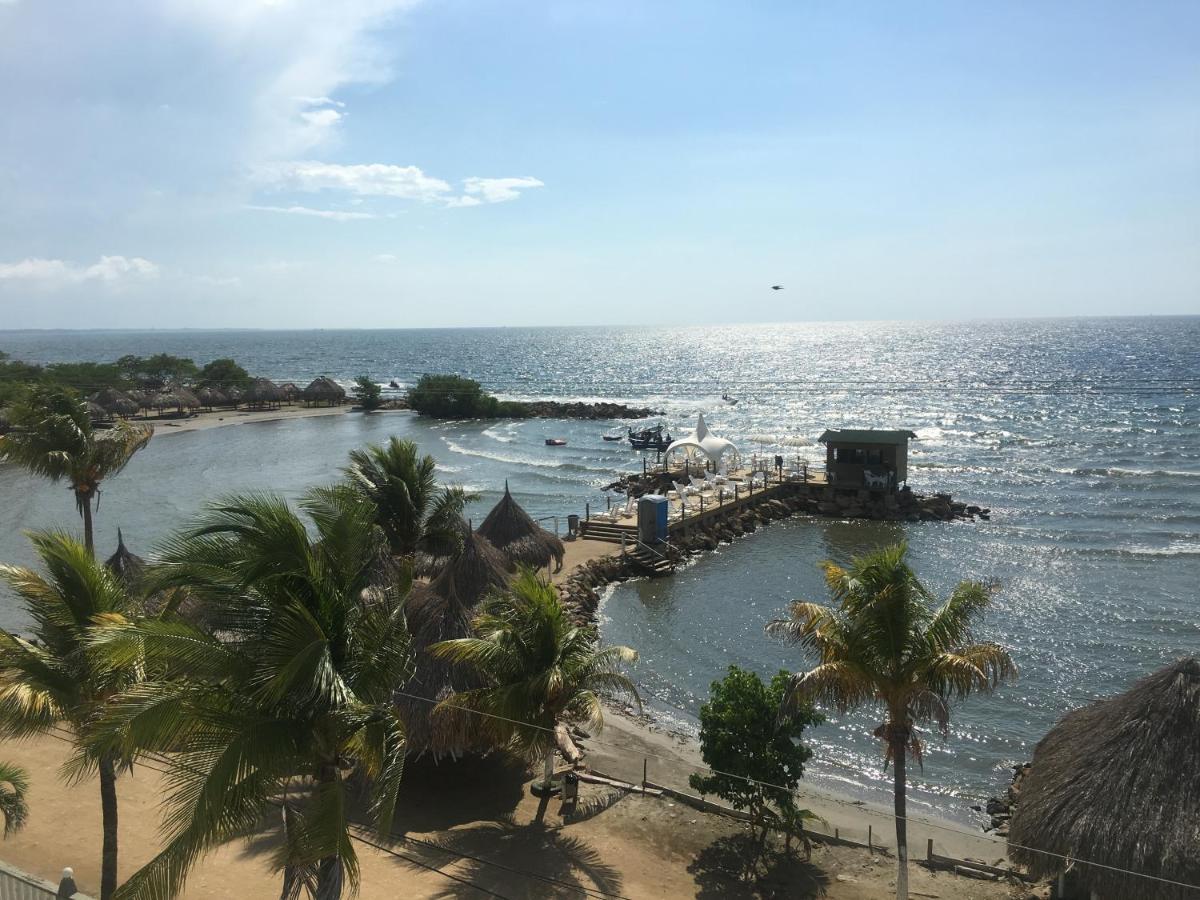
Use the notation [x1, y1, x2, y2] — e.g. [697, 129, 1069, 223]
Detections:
[567, 513, 580, 537]
[562, 772, 579, 804]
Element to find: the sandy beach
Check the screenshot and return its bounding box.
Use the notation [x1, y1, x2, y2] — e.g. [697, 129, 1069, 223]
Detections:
[144, 403, 362, 437]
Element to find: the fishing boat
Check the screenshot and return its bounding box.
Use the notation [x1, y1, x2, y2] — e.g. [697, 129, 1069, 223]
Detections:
[602, 433, 624, 442]
[627, 424, 672, 451]
[545, 438, 567, 446]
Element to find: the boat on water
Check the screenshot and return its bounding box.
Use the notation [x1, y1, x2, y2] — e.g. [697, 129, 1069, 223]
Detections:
[628, 424, 672, 451]
[545, 438, 568, 446]
[721, 392, 739, 405]
[602, 433, 624, 442]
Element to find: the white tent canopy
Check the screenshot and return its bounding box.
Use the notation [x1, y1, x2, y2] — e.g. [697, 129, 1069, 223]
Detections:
[665, 413, 739, 471]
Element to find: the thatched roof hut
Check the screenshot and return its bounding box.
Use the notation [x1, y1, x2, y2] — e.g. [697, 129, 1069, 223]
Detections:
[279, 382, 301, 403]
[477, 482, 565, 573]
[86, 400, 109, 424]
[92, 387, 136, 415]
[196, 386, 226, 410]
[104, 529, 146, 587]
[399, 519, 510, 757]
[245, 377, 284, 409]
[301, 376, 346, 407]
[1009, 657, 1200, 899]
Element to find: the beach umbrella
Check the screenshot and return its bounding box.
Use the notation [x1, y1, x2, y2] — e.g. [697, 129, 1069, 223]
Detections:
[104, 528, 146, 588]
[86, 400, 108, 424]
[399, 517, 510, 757]
[301, 375, 346, 407]
[278, 382, 301, 403]
[477, 482, 565, 573]
[245, 377, 284, 409]
[1008, 657, 1200, 899]
[92, 387, 135, 415]
[196, 386, 225, 410]
[110, 397, 139, 418]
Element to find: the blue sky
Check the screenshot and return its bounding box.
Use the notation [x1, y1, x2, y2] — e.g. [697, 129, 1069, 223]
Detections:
[0, 1, 1196, 328]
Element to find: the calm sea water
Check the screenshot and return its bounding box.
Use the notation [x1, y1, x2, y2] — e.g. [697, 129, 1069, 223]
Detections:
[1, 320, 1197, 822]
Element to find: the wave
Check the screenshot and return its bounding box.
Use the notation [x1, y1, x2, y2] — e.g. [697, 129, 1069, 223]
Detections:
[1063, 467, 1200, 479]
[442, 439, 614, 476]
[481, 426, 515, 443]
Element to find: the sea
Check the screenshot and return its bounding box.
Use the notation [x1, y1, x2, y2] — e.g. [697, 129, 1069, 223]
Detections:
[1, 319, 1197, 825]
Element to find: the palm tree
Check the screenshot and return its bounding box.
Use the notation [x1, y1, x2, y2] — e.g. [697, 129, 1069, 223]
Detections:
[0, 531, 143, 900]
[430, 569, 640, 803]
[0, 763, 30, 837]
[0, 388, 152, 555]
[766, 543, 1016, 900]
[343, 437, 469, 560]
[90, 488, 414, 900]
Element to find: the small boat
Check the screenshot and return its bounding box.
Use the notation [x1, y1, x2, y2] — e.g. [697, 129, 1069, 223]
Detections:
[545, 438, 568, 447]
[721, 392, 739, 405]
[602, 433, 624, 442]
[628, 424, 672, 451]
[388, 380, 400, 389]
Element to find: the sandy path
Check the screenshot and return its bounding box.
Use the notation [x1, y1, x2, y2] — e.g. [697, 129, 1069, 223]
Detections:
[0, 732, 1021, 900]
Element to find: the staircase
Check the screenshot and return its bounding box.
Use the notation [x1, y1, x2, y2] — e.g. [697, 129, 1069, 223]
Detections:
[627, 543, 674, 576]
[579, 520, 636, 544]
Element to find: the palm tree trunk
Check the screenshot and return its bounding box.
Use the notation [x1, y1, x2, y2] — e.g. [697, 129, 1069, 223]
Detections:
[81, 494, 95, 557]
[892, 734, 909, 900]
[98, 752, 119, 900]
[314, 857, 343, 900]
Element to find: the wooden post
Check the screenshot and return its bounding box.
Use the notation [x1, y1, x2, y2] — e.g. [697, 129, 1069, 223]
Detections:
[586, 502, 590, 522]
[643, 458, 647, 476]
[642, 759, 647, 790]
[927, 838, 934, 861]
[868, 825, 872, 852]
[606, 495, 611, 510]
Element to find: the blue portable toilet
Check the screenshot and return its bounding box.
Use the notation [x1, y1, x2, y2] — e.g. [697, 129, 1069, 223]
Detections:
[637, 495, 668, 543]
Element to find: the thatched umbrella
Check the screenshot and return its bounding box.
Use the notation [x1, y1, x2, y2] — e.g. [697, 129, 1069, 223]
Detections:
[92, 387, 135, 415]
[86, 400, 109, 424]
[224, 386, 244, 407]
[104, 529, 146, 587]
[399, 518, 510, 757]
[245, 377, 284, 410]
[111, 396, 139, 418]
[301, 376, 346, 407]
[279, 382, 301, 403]
[1009, 657, 1200, 899]
[196, 386, 225, 410]
[477, 482, 565, 573]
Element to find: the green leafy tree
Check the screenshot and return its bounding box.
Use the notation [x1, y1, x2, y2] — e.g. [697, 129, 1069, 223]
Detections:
[767, 543, 1017, 900]
[0, 387, 152, 554]
[431, 569, 639, 805]
[343, 437, 470, 559]
[0, 532, 143, 900]
[91, 489, 414, 900]
[690, 666, 820, 859]
[44, 362, 127, 393]
[196, 358, 251, 391]
[406, 374, 529, 419]
[0, 763, 29, 837]
[352, 375, 383, 411]
[116, 354, 197, 391]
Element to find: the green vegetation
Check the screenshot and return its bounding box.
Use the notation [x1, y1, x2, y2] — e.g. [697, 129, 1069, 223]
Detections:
[431, 569, 639, 804]
[91, 490, 414, 900]
[343, 436, 471, 557]
[0, 763, 29, 838]
[690, 666, 820, 860]
[768, 542, 1017, 900]
[0, 387, 152, 554]
[352, 374, 384, 411]
[406, 373, 530, 418]
[116, 353, 198, 391]
[196, 357, 251, 391]
[0, 532, 145, 900]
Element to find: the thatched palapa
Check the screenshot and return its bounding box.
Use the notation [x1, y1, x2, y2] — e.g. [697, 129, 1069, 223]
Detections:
[279, 382, 301, 403]
[302, 376, 346, 407]
[92, 387, 138, 417]
[196, 386, 226, 410]
[104, 529, 146, 587]
[399, 518, 510, 757]
[477, 482, 565, 573]
[86, 400, 109, 423]
[1008, 657, 1200, 899]
[245, 377, 284, 409]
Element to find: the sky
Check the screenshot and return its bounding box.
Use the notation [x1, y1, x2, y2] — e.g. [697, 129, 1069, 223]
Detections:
[0, 1, 1197, 329]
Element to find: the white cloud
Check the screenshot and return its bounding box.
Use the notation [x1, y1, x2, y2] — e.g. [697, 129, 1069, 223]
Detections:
[257, 161, 452, 202]
[0, 255, 159, 285]
[246, 203, 380, 221]
[458, 176, 545, 205]
[373, 253, 398, 262]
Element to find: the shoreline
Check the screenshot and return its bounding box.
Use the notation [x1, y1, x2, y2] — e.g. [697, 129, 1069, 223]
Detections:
[144, 403, 365, 436]
[552, 537, 1009, 866]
